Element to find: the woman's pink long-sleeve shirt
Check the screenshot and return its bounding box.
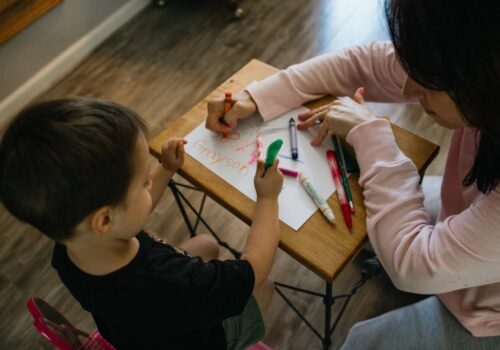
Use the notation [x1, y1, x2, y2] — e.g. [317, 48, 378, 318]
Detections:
[246, 41, 500, 337]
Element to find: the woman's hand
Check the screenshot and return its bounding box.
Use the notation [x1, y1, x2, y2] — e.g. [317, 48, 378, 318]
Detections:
[205, 91, 257, 133]
[297, 87, 377, 146]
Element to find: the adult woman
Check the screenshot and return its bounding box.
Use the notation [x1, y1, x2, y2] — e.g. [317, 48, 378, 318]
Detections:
[205, 0, 500, 348]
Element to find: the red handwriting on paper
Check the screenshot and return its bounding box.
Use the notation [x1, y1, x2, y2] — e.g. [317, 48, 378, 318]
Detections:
[248, 150, 258, 165]
[194, 139, 249, 176]
[235, 140, 256, 152]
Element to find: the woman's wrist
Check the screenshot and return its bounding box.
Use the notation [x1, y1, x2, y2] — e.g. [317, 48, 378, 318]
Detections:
[237, 90, 258, 115]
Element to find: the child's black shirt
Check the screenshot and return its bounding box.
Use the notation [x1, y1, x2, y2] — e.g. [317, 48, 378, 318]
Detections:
[52, 231, 255, 349]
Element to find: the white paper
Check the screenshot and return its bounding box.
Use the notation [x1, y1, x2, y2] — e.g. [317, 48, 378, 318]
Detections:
[184, 107, 337, 230]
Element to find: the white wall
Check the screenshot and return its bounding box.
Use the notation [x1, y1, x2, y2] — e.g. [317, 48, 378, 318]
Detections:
[0, 0, 149, 125]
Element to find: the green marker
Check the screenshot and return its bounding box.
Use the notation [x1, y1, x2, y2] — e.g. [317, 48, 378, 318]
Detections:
[332, 136, 355, 213]
[264, 139, 283, 170]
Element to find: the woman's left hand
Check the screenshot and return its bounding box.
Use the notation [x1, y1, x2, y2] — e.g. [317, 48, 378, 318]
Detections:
[297, 87, 378, 146]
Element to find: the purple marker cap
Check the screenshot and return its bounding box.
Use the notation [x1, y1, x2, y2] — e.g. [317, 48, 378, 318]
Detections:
[279, 167, 299, 178]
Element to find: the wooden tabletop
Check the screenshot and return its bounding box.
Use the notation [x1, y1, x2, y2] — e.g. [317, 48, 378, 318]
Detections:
[149, 59, 439, 283]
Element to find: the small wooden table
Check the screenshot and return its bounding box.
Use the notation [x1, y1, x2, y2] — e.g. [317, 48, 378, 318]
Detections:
[149, 59, 439, 348]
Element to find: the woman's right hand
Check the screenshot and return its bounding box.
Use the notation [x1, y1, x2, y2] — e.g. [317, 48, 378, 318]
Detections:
[205, 91, 257, 133]
[254, 159, 283, 200]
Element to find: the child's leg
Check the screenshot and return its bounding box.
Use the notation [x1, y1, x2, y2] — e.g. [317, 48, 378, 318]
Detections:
[220, 280, 274, 350]
[223, 292, 268, 350]
[179, 234, 220, 262]
[252, 278, 274, 324]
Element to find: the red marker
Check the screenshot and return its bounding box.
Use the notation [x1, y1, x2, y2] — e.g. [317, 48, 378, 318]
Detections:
[221, 90, 233, 138]
[326, 150, 352, 231]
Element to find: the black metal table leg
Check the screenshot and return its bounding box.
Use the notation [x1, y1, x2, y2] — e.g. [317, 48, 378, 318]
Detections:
[168, 180, 241, 258]
[169, 180, 196, 237]
[323, 283, 333, 349]
[274, 257, 382, 349]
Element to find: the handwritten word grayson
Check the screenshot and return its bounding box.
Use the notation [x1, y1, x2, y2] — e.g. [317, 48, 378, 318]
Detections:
[194, 139, 249, 176]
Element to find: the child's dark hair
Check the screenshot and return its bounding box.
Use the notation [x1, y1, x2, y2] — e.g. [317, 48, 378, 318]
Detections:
[386, 0, 500, 193]
[0, 98, 147, 241]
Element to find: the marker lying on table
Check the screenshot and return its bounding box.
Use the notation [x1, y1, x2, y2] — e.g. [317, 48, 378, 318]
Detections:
[326, 150, 352, 231]
[221, 90, 233, 138]
[289, 118, 298, 160]
[264, 139, 283, 170]
[332, 135, 355, 213]
[279, 167, 299, 178]
[256, 135, 264, 161]
[299, 172, 336, 224]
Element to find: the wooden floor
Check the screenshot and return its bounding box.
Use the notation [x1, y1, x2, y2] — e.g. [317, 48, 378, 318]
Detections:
[0, 0, 452, 349]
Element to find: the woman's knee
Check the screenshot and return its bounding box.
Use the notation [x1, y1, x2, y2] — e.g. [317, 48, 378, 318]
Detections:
[341, 318, 385, 350]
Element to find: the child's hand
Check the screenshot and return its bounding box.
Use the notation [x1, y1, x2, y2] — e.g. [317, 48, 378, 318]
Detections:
[161, 138, 187, 172]
[254, 159, 283, 200]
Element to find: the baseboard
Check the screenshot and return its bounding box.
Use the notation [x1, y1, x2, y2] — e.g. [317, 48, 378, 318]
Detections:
[0, 0, 150, 129]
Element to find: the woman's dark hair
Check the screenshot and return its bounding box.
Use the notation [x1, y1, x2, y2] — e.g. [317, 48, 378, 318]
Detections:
[386, 0, 500, 193]
[0, 98, 147, 241]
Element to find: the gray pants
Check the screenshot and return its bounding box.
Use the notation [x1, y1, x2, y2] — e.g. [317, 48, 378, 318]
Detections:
[341, 297, 500, 350]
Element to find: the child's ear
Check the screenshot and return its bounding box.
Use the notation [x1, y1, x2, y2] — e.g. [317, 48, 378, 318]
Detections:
[88, 206, 114, 236]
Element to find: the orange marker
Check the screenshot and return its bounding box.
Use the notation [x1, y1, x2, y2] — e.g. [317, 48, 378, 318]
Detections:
[221, 90, 233, 138]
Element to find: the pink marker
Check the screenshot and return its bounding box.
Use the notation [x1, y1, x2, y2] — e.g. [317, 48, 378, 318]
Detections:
[256, 135, 264, 161]
[279, 167, 299, 178]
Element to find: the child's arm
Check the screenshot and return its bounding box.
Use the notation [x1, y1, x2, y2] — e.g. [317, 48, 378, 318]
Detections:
[149, 165, 174, 210]
[241, 159, 283, 289]
[150, 138, 187, 210]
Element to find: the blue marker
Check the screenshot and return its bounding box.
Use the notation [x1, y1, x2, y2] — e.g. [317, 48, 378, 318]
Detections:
[289, 118, 298, 160]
